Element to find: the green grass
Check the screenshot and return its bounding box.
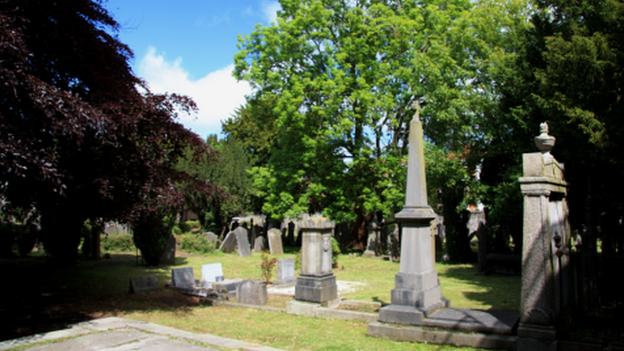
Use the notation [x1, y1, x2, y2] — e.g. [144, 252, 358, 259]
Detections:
[0, 251, 521, 350]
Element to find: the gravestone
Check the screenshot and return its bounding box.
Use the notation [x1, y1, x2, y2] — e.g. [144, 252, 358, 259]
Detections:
[287, 221, 295, 246]
[517, 123, 571, 351]
[363, 221, 380, 257]
[200, 263, 224, 288]
[389, 225, 400, 262]
[267, 228, 284, 255]
[219, 231, 237, 253]
[171, 267, 196, 288]
[234, 226, 252, 257]
[160, 235, 176, 265]
[378, 102, 449, 326]
[253, 236, 266, 252]
[274, 258, 296, 287]
[295, 218, 338, 305]
[237, 279, 268, 305]
[204, 232, 218, 244]
[129, 274, 160, 293]
[104, 222, 131, 236]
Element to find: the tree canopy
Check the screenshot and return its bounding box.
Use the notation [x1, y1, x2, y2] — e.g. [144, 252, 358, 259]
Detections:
[0, 0, 213, 259]
[233, 0, 527, 249]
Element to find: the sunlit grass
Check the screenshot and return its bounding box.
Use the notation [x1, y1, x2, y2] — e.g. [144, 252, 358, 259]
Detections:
[2, 250, 520, 350]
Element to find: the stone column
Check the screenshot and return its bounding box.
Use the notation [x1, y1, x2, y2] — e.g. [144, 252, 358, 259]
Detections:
[294, 218, 338, 306]
[517, 123, 571, 351]
[378, 102, 449, 326]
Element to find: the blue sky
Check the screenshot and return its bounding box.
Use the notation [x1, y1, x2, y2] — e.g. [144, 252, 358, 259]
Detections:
[104, 0, 281, 140]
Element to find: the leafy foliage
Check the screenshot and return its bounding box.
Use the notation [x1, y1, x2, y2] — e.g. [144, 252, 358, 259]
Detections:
[0, 0, 214, 259]
[233, 0, 528, 250]
[260, 251, 278, 284]
[178, 234, 216, 255]
[176, 136, 254, 235]
[101, 234, 135, 252]
[133, 211, 176, 266]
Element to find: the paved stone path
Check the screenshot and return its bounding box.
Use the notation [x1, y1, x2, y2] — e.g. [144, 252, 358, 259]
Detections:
[0, 317, 284, 351]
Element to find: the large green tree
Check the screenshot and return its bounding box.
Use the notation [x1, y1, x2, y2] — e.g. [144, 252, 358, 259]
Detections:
[0, 0, 213, 260]
[491, 0, 624, 245]
[234, 0, 526, 251]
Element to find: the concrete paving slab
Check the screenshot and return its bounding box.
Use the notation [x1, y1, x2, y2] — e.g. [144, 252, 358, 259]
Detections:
[0, 318, 285, 351]
[23, 330, 150, 351]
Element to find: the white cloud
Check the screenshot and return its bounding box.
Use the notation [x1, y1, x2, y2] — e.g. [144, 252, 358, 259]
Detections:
[261, 0, 281, 24]
[138, 46, 251, 139]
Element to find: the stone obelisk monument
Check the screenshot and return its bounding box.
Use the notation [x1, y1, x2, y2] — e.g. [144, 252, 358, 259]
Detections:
[378, 102, 449, 325]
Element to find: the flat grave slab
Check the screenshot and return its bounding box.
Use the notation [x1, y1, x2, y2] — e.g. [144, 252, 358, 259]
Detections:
[129, 274, 160, 294]
[422, 308, 519, 335]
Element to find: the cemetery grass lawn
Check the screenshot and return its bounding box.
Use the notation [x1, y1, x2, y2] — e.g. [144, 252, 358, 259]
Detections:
[0, 251, 520, 350]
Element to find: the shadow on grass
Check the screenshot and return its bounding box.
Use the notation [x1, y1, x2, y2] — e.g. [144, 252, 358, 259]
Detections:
[437, 263, 521, 312]
[0, 253, 198, 342]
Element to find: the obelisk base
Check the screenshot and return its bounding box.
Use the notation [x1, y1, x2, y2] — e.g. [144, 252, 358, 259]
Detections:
[379, 271, 449, 325]
[294, 275, 338, 305]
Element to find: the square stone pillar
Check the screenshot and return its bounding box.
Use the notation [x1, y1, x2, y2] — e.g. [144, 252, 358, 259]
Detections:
[294, 218, 338, 305]
[517, 123, 571, 351]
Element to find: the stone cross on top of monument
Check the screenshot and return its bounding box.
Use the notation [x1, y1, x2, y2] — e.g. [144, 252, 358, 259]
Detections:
[411, 101, 421, 122]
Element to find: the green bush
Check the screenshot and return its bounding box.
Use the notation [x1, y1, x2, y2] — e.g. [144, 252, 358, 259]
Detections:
[101, 233, 135, 252]
[133, 212, 176, 266]
[179, 220, 201, 234]
[179, 233, 215, 255]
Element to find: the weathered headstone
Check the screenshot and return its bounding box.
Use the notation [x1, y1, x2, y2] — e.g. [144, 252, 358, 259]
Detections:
[378, 102, 448, 326]
[287, 221, 295, 246]
[234, 226, 252, 257]
[274, 258, 296, 287]
[171, 267, 196, 288]
[267, 228, 284, 255]
[219, 231, 237, 253]
[129, 274, 160, 293]
[237, 279, 268, 305]
[204, 231, 218, 244]
[389, 225, 400, 262]
[104, 221, 131, 236]
[201, 263, 224, 288]
[253, 236, 266, 252]
[160, 235, 176, 265]
[363, 221, 380, 257]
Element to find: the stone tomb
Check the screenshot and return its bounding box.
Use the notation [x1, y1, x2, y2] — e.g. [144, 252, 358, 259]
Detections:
[200, 263, 224, 288]
[237, 279, 268, 305]
[267, 228, 283, 255]
[274, 258, 296, 287]
[129, 274, 160, 294]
